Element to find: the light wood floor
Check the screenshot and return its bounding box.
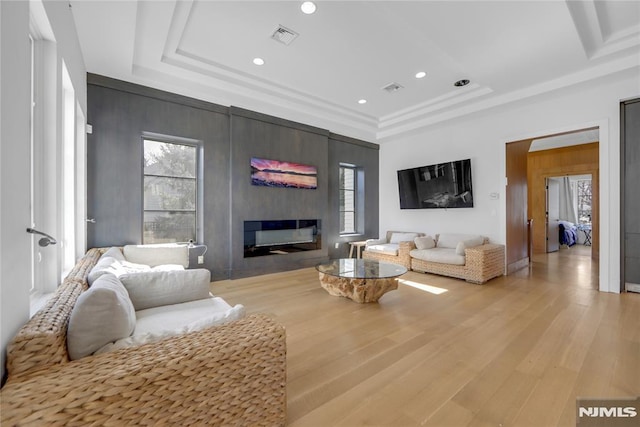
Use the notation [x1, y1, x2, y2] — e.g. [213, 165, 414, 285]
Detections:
[212, 245, 639, 427]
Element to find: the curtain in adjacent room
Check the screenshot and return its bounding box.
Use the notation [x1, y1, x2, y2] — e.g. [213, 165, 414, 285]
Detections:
[558, 176, 578, 224]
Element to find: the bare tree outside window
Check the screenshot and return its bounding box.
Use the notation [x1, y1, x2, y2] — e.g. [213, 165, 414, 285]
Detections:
[340, 165, 356, 234]
[577, 179, 592, 225]
[143, 139, 198, 243]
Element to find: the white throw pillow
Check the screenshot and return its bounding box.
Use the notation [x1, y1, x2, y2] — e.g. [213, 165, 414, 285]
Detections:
[67, 274, 136, 360]
[455, 241, 467, 256]
[102, 246, 125, 261]
[437, 234, 484, 249]
[88, 256, 154, 286]
[123, 244, 189, 268]
[414, 236, 436, 250]
[87, 256, 124, 286]
[94, 304, 246, 355]
[455, 237, 485, 256]
[389, 232, 419, 244]
[119, 269, 211, 311]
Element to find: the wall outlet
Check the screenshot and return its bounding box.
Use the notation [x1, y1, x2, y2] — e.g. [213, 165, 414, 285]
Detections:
[197, 255, 204, 264]
[334, 242, 340, 249]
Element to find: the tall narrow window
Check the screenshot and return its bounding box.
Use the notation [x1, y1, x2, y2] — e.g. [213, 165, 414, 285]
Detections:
[339, 164, 357, 234]
[29, 34, 36, 292]
[577, 179, 592, 225]
[62, 63, 76, 276]
[143, 139, 198, 243]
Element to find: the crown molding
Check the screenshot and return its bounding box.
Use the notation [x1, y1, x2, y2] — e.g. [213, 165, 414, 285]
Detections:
[122, 0, 640, 143]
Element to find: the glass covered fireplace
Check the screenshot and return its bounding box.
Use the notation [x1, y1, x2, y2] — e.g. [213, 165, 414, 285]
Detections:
[244, 219, 321, 257]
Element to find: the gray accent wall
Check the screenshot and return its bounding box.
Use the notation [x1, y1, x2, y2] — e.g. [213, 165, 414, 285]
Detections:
[87, 76, 230, 279]
[87, 74, 379, 279]
[622, 98, 640, 291]
[327, 133, 380, 259]
[229, 107, 330, 278]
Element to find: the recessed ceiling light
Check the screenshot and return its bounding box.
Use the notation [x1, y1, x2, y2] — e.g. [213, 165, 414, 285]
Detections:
[454, 79, 470, 87]
[301, 1, 316, 14]
[358, 99, 367, 104]
[253, 57, 265, 66]
[415, 71, 427, 79]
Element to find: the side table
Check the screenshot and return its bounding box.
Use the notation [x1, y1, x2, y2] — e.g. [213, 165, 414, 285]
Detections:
[348, 241, 368, 259]
[578, 224, 592, 246]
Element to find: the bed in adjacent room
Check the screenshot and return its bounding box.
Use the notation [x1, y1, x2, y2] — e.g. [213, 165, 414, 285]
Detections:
[559, 220, 578, 247]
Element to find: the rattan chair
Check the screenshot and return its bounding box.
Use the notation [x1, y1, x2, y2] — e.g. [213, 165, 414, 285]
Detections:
[1, 248, 287, 426]
[362, 230, 423, 269]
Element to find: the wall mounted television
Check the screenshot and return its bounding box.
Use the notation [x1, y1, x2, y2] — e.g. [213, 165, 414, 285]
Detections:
[397, 159, 473, 209]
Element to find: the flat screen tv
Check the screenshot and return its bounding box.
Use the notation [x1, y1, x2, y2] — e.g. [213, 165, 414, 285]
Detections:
[397, 159, 473, 209]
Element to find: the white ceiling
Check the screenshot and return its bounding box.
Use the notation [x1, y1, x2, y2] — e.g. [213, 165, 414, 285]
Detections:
[70, 0, 640, 142]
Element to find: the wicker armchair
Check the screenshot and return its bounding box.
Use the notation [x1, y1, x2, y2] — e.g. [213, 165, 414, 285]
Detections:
[1, 248, 286, 426]
[362, 231, 423, 269]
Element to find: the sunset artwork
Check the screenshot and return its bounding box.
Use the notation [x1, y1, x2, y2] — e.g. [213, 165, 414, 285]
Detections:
[251, 157, 318, 189]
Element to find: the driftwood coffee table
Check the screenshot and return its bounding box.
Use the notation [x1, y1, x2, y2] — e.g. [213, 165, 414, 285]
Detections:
[315, 259, 407, 303]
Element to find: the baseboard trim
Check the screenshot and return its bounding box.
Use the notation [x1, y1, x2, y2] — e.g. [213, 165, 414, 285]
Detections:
[507, 258, 530, 275]
[625, 282, 640, 293]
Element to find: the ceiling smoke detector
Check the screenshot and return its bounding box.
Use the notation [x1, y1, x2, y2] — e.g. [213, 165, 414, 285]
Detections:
[271, 25, 299, 46]
[382, 82, 404, 93]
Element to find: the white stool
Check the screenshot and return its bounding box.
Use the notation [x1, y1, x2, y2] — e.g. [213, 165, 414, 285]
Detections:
[348, 241, 367, 259]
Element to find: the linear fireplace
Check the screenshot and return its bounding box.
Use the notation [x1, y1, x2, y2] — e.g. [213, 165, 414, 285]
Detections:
[244, 219, 321, 257]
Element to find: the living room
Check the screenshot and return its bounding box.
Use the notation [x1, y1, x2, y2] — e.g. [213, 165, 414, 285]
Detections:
[2, 1, 639, 425]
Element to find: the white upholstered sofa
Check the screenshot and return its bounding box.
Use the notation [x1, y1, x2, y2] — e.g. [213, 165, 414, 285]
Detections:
[69, 244, 245, 359]
[410, 233, 505, 284]
[363, 231, 505, 284]
[1, 246, 287, 426]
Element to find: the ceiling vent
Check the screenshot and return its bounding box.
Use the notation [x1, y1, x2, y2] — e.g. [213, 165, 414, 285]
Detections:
[382, 82, 404, 93]
[271, 25, 299, 46]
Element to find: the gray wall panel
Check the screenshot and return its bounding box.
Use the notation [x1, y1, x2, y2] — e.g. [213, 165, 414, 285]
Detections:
[87, 76, 379, 279]
[623, 98, 640, 287]
[229, 110, 330, 278]
[327, 134, 380, 259]
[87, 81, 231, 280]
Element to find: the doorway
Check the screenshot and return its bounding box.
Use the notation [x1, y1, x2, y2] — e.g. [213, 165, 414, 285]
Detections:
[505, 128, 599, 287]
[546, 175, 593, 254]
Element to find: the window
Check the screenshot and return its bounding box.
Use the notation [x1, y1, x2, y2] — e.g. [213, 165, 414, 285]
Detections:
[143, 139, 199, 243]
[61, 62, 76, 276]
[339, 164, 357, 234]
[29, 34, 36, 292]
[576, 179, 592, 225]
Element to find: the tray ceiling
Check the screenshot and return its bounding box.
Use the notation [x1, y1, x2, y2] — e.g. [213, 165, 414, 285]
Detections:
[70, 0, 640, 141]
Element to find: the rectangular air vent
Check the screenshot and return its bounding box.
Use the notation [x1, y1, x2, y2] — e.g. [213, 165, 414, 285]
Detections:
[382, 82, 404, 93]
[271, 25, 299, 46]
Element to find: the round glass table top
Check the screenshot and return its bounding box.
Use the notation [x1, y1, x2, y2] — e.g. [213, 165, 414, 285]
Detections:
[315, 259, 407, 279]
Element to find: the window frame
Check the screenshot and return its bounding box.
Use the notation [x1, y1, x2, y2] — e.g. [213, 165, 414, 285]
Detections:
[576, 178, 592, 225]
[141, 135, 203, 244]
[339, 163, 358, 235]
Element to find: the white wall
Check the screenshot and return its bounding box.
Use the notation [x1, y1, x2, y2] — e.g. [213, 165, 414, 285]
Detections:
[1, 0, 31, 384]
[379, 69, 640, 293]
[0, 0, 85, 383]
